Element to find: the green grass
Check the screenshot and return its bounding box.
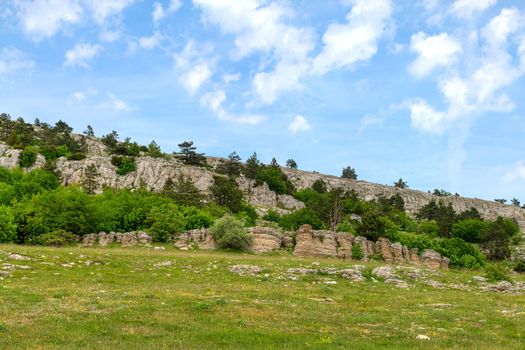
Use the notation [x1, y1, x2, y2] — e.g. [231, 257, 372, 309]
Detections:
[1, 244, 524, 349]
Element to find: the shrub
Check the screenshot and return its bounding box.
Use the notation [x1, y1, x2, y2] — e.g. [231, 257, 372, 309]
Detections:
[147, 203, 187, 242]
[514, 260, 525, 273]
[209, 215, 252, 250]
[336, 219, 357, 235]
[180, 206, 214, 230]
[33, 230, 76, 246]
[351, 244, 363, 260]
[19, 146, 38, 167]
[235, 203, 258, 227]
[416, 220, 440, 237]
[0, 206, 17, 243]
[210, 176, 244, 213]
[111, 156, 136, 176]
[452, 219, 489, 243]
[484, 263, 511, 282]
[279, 208, 325, 231]
[262, 209, 281, 223]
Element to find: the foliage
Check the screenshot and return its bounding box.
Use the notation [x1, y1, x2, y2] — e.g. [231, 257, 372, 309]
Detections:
[209, 215, 252, 250]
[111, 156, 136, 176]
[311, 179, 327, 193]
[147, 203, 187, 242]
[32, 230, 76, 246]
[19, 146, 38, 168]
[341, 166, 357, 179]
[432, 189, 452, 197]
[216, 152, 243, 177]
[177, 141, 206, 166]
[0, 206, 17, 242]
[210, 176, 244, 213]
[452, 219, 489, 243]
[163, 176, 203, 207]
[147, 140, 163, 158]
[262, 209, 281, 223]
[417, 220, 440, 237]
[256, 165, 295, 195]
[82, 164, 99, 194]
[336, 219, 357, 235]
[235, 203, 258, 227]
[416, 199, 456, 237]
[285, 159, 297, 169]
[244, 152, 260, 179]
[514, 260, 525, 273]
[393, 178, 407, 189]
[484, 263, 511, 282]
[279, 208, 325, 231]
[351, 243, 363, 260]
[480, 217, 520, 260]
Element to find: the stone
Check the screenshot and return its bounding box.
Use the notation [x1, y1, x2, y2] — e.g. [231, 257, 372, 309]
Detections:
[372, 266, 398, 280]
[154, 246, 165, 251]
[402, 246, 410, 262]
[421, 249, 444, 269]
[228, 265, 262, 276]
[409, 248, 421, 265]
[82, 234, 98, 247]
[114, 232, 123, 243]
[440, 257, 450, 270]
[249, 227, 281, 253]
[377, 237, 393, 263]
[335, 232, 353, 259]
[416, 335, 430, 340]
[287, 268, 318, 275]
[293, 225, 337, 258]
[353, 236, 371, 260]
[282, 234, 294, 249]
[473, 276, 487, 283]
[121, 232, 138, 246]
[8, 253, 30, 261]
[340, 268, 365, 282]
[391, 242, 405, 263]
[137, 231, 152, 244]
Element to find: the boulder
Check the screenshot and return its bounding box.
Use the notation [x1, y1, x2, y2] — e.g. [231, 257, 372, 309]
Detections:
[335, 232, 353, 259]
[82, 233, 98, 247]
[377, 237, 393, 263]
[114, 232, 123, 243]
[409, 248, 421, 265]
[353, 236, 371, 260]
[440, 257, 450, 270]
[137, 231, 152, 244]
[421, 249, 443, 269]
[121, 232, 138, 246]
[391, 242, 404, 263]
[249, 227, 281, 253]
[402, 246, 410, 262]
[282, 234, 294, 249]
[293, 225, 337, 258]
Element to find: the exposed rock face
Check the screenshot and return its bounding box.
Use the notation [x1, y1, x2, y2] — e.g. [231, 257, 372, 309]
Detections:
[249, 227, 282, 253]
[335, 232, 353, 259]
[391, 242, 406, 263]
[176, 228, 218, 250]
[293, 225, 337, 258]
[81, 231, 151, 247]
[121, 232, 138, 246]
[421, 249, 449, 269]
[409, 248, 421, 265]
[377, 238, 393, 263]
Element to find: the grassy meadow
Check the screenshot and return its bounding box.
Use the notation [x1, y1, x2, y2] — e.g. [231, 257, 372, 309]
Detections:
[1, 244, 524, 349]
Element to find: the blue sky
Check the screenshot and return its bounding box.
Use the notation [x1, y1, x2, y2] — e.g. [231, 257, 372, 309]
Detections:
[1, 0, 525, 202]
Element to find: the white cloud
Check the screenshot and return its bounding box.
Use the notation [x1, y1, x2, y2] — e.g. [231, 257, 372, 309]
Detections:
[358, 114, 383, 133]
[408, 32, 462, 78]
[84, 0, 134, 24]
[16, 0, 82, 41]
[99, 93, 131, 112]
[200, 89, 266, 124]
[223, 73, 241, 84]
[450, 0, 497, 19]
[288, 115, 312, 134]
[0, 47, 35, 74]
[179, 63, 212, 95]
[503, 162, 525, 183]
[408, 99, 446, 134]
[64, 43, 102, 68]
[313, 0, 393, 75]
[72, 91, 86, 102]
[128, 31, 164, 53]
[152, 0, 182, 24]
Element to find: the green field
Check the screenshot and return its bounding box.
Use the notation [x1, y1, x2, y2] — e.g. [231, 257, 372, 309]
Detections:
[1, 244, 524, 349]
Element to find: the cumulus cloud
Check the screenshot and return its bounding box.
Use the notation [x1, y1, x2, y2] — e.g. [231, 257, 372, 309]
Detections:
[99, 93, 131, 112]
[450, 0, 498, 19]
[0, 47, 35, 74]
[200, 89, 266, 124]
[358, 114, 384, 133]
[64, 43, 102, 68]
[174, 40, 216, 95]
[128, 31, 164, 53]
[408, 99, 447, 134]
[152, 0, 182, 24]
[288, 115, 312, 134]
[16, 0, 83, 41]
[179, 63, 212, 95]
[84, 0, 134, 24]
[408, 32, 462, 78]
[503, 162, 525, 183]
[313, 0, 393, 75]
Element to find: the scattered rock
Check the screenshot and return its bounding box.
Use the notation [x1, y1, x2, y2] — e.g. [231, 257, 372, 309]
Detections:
[416, 335, 430, 340]
[8, 253, 30, 261]
[229, 265, 263, 276]
[137, 231, 152, 244]
[287, 268, 318, 275]
[154, 246, 165, 251]
[473, 276, 487, 283]
[340, 268, 365, 282]
[154, 261, 173, 268]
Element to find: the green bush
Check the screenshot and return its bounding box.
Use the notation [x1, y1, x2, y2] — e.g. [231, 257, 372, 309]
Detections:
[33, 230, 76, 246]
[262, 209, 281, 223]
[256, 166, 295, 195]
[209, 215, 252, 251]
[452, 219, 489, 243]
[19, 146, 38, 167]
[514, 260, 525, 273]
[0, 206, 17, 242]
[417, 220, 440, 237]
[336, 219, 357, 235]
[147, 203, 187, 242]
[279, 208, 325, 231]
[351, 244, 363, 260]
[111, 156, 136, 175]
[180, 206, 214, 230]
[484, 263, 511, 282]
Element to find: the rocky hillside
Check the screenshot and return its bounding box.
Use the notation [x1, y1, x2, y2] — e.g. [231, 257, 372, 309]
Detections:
[1, 136, 525, 235]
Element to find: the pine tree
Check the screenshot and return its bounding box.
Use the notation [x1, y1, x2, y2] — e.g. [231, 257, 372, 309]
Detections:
[285, 159, 298, 169]
[82, 164, 99, 194]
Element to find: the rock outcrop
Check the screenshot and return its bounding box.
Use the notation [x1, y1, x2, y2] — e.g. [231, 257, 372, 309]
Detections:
[248, 226, 282, 253]
[81, 231, 151, 247]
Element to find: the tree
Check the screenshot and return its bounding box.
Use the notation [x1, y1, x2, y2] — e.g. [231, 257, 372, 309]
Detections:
[432, 189, 452, 197]
[147, 203, 187, 242]
[0, 206, 17, 243]
[216, 152, 243, 177]
[394, 178, 407, 189]
[147, 140, 163, 158]
[210, 176, 244, 213]
[84, 125, 95, 137]
[480, 217, 519, 260]
[416, 199, 456, 237]
[311, 179, 327, 193]
[495, 199, 507, 204]
[270, 157, 279, 167]
[82, 164, 99, 194]
[245, 152, 260, 179]
[177, 141, 206, 166]
[102, 130, 119, 150]
[341, 166, 357, 179]
[209, 215, 252, 251]
[19, 146, 38, 168]
[163, 175, 203, 207]
[511, 198, 521, 207]
[285, 159, 298, 169]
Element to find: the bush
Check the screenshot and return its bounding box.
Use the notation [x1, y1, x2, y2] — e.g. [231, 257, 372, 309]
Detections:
[210, 176, 244, 213]
[111, 156, 136, 176]
[256, 166, 295, 195]
[147, 203, 187, 242]
[33, 230, 76, 246]
[180, 206, 214, 231]
[484, 263, 511, 282]
[279, 208, 325, 231]
[417, 220, 440, 237]
[0, 206, 17, 242]
[337, 219, 357, 235]
[452, 219, 489, 243]
[19, 146, 38, 168]
[209, 215, 252, 250]
[235, 203, 258, 227]
[262, 209, 281, 223]
[457, 254, 483, 269]
[351, 244, 363, 260]
[514, 260, 525, 273]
